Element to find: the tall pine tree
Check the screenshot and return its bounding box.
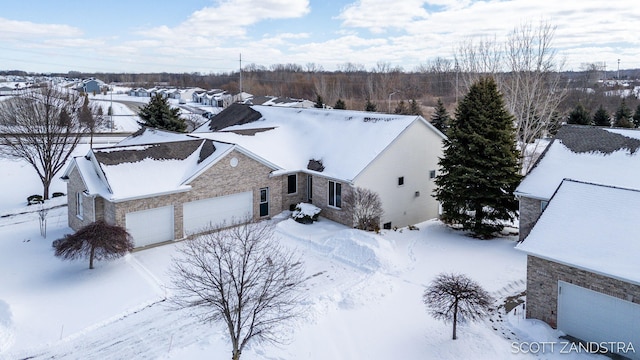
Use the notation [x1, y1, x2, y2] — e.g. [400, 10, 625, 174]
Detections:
[567, 103, 591, 125]
[614, 98, 634, 128]
[431, 98, 450, 133]
[592, 105, 610, 127]
[138, 94, 186, 132]
[434, 77, 521, 238]
[334, 99, 346, 110]
[633, 104, 640, 128]
[364, 99, 377, 112]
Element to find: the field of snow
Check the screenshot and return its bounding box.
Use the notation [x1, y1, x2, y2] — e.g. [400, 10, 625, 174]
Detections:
[0, 152, 606, 359]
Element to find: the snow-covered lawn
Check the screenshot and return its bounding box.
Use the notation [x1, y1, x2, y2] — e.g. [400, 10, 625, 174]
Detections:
[0, 156, 602, 359]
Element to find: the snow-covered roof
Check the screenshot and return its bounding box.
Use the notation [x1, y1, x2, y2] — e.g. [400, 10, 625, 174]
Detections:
[68, 138, 235, 201]
[117, 127, 196, 146]
[515, 125, 640, 200]
[516, 180, 640, 285]
[193, 104, 440, 181]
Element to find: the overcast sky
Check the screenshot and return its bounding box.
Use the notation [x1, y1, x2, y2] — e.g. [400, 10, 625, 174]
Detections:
[1, 0, 638, 74]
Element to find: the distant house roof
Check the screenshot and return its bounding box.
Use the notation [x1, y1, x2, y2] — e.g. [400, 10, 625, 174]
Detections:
[516, 180, 640, 285]
[117, 127, 196, 146]
[244, 95, 314, 108]
[515, 125, 640, 200]
[65, 137, 236, 201]
[193, 104, 444, 181]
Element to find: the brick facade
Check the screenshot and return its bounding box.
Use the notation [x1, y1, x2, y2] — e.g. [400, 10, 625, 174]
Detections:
[519, 196, 543, 241]
[526, 255, 640, 328]
[68, 150, 284, 240]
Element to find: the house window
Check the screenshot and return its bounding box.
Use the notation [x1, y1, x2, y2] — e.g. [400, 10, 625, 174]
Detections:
[259, 187, 269, 217]
[307, 175, 313, 202]
[287, 174, 297, 194]
[328, 181, 342, 208]
[383, 222, 392, 230]
[76, 192, 83, 219]
[398, 176, 405, 186]
[429, 170, 436, 179]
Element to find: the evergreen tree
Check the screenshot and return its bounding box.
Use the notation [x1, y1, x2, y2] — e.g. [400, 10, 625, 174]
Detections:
[314, 94, 324, 109]
[409, 99, 423, 116]
[634, 104, 640, 128]
[592, 105, 610, 127]
[138, 94, 186, 132]
[434, 77, 521, 238]
[334, 98, 346, 110]
[431, 98, 451, 133]
[364, 99, 377, 112]
[78, 94, 95, 146]
[614, 98, 634, 128]
[394, 100, 409, 115]
[567, 103, 591, 125]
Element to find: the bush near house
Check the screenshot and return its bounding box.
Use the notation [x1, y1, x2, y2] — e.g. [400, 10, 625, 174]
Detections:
[292, 203, 321, 224]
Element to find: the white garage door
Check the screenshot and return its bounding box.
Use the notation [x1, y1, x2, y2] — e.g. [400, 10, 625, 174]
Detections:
[183, 191, 253, 236]
[125, 205, 174, 248]
[558, 281, 640, 359]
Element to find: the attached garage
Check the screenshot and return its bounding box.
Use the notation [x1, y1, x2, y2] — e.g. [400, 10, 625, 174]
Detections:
[125, 205, 175, 248]
[558, 281, 640, 358]
[183, 191, 253, 236]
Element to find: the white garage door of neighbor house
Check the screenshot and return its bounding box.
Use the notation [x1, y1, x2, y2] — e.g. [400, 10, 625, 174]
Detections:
[558, 280, 640, 359]
[125, 205, 175, 248]
[183, 191, 253, 236]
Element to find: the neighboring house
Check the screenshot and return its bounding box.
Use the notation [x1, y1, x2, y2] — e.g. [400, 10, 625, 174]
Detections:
[64, 105, 445, 248]
[76, 78, 106, 94]
[515, 125, 640, 240]
[63, 127, 282, 248]
[194, 104, 445, 229]
[516, 179, 640, 359]
[0, 86, 15, 96]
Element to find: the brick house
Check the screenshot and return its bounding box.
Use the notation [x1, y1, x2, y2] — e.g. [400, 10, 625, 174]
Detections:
[516, 180, 640, 359]
[515, 125, 640, 241]
[64, 105, 445, 248]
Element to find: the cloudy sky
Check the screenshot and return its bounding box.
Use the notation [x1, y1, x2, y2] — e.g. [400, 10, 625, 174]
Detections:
[1, 0, 638, 74]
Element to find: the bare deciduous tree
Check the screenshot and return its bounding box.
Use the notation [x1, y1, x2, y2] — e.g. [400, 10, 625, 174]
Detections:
[53, 220, 134, 269]
[169, 221, 306, 360]
[423, 273, 494, 340]
[343, 187, 384, 231]
[0, 86, 86, 199]
[454, 21, 567, 173]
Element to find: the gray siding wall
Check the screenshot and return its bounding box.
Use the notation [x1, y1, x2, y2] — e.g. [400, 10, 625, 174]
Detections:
[526, 255, 640, 329]
[67, 166, 94, 231]
[519, 196, 543, 241]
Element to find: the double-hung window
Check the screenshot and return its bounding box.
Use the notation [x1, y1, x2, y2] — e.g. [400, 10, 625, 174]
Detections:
[328, 181, 342, 208]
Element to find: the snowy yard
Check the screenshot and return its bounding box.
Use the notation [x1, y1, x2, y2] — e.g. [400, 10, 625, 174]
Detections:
[0, 152, 605, 359]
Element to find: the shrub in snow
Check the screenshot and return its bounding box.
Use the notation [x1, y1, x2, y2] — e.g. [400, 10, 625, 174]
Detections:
[342, 187, 383, 231]
[52, 192, 65, 198]
[53, 220, 134, 269]
[292, 203, 321, 224]
[27, 194, 43, 205]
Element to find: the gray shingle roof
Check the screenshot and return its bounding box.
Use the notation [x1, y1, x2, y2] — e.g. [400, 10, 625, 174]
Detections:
[555, 125, 640, 154]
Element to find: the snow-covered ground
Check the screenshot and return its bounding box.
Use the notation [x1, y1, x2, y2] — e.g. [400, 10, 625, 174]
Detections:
[0, 154, 604, 359]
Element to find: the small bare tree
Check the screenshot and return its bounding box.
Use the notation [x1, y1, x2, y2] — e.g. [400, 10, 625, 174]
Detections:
[342, 187, 383, 231]
[0, 86, 86, 199]
[53, 220, 134, 269]
[169, 221, 306, 360]
[423, 273, 494, 340]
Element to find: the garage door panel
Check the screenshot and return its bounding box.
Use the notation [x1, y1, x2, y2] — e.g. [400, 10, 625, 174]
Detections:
[125, 205, 174, 248]
[183, 192, 253, 236]
[558, 281, 640, 359]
